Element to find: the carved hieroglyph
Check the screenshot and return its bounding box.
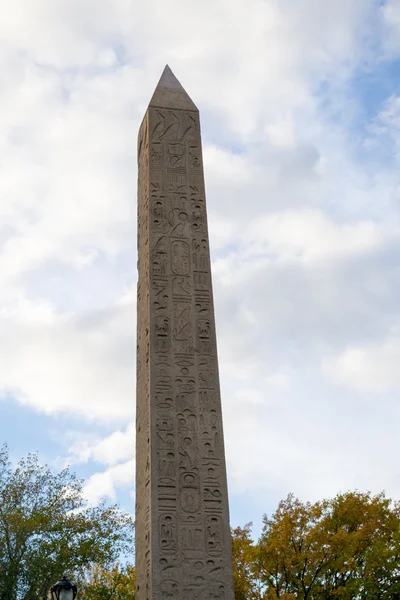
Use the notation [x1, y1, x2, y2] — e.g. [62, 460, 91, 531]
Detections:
[136, 66, 234, 600]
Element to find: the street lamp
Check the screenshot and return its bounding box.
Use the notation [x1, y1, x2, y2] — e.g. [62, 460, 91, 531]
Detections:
[50, 576, 77, 600]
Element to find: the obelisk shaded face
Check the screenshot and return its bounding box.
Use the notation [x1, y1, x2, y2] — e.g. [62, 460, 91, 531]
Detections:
[136, 66, 234, 600]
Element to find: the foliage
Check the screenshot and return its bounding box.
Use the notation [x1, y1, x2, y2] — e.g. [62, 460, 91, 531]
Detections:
[0, 445, 134, 600]
[253, 491, 400, 599]
[75, 563, 135, 600]
[231, 523, 261, 600]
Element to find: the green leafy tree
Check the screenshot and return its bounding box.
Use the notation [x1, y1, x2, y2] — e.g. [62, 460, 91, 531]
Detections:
[0, 445, 134, 600]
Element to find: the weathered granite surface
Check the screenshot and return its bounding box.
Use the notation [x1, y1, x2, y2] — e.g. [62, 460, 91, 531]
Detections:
[136, 66, 234, 600]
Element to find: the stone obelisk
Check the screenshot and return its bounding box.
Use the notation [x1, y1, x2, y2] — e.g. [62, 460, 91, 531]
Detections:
[136, 66, 234, 600]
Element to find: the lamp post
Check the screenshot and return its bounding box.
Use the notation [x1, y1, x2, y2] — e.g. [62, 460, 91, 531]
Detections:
[50, 576, 77, 600]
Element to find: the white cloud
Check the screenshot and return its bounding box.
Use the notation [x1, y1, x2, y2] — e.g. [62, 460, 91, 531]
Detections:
[0, 288, 135, 421]
[382, 0, 400, 54]
[67, 422, 135, 466]
[83, 459, 134, 505]
[372, 95, 400, 161]
[327, 334, 400, 393]
[247, 210, 387, 263]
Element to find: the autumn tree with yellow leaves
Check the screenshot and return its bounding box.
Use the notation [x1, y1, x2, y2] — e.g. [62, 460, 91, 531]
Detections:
[75, 563, 136, 600]
[231, 491, 400, 599]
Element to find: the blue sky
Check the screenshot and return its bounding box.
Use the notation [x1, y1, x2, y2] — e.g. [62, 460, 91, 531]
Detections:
[1, 0, 400, 543]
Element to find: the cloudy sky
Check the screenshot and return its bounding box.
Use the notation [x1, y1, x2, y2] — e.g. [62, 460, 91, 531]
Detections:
[1, 0, 400, 540]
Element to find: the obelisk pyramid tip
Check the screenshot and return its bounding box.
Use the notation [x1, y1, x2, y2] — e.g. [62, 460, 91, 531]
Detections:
[149, 65, 198, 111]
[158, 65, 181, 89]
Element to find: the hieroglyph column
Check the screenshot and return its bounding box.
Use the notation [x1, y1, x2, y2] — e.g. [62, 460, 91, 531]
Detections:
[136, 66, 234, 600]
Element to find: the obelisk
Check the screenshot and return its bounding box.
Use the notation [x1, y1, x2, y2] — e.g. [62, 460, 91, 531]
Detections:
[136, 66, 234, 600]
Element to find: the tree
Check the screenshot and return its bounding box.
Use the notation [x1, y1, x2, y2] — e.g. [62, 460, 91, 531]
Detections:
[0, 445, 134, 600]
[231, 523, 262, 600]
[256, 491, 400, 599]
[75, 563, 135, 600]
